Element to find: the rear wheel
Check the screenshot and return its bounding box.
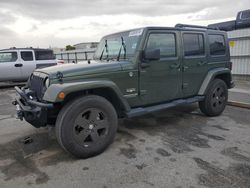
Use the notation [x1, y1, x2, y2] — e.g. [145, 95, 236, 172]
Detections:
[56, 95, 118, 158]
[199, 79, 228, 116]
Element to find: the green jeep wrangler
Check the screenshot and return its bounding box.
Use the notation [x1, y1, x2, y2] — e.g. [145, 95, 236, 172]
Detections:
[14, 24, 234, 158]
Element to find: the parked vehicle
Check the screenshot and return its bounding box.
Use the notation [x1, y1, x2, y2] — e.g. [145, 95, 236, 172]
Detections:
[0, 48, 57, 82]
[56, 59, 65, 65]
[208, 9, 250, 31]
[13, 24, 234, 158]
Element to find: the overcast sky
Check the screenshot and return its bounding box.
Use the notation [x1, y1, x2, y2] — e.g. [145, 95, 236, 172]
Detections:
[0, 0, 249, 49]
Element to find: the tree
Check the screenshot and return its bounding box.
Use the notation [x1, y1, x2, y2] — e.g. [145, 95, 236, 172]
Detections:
[65, 45, 76, 51]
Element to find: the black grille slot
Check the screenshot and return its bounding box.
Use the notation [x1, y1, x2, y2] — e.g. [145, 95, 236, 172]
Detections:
[30, 75, 45, 100]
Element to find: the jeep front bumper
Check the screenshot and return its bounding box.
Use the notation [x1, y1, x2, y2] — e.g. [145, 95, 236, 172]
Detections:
[13, 86, 53, 128]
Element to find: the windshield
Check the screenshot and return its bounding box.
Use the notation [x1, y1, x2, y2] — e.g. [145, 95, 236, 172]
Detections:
[94, 28, 144, 60]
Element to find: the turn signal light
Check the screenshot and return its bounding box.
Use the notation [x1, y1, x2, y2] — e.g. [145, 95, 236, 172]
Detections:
[58, 92, 65, 99]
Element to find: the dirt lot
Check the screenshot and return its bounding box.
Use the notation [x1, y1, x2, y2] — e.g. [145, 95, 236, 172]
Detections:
[0, 88, 250, 188]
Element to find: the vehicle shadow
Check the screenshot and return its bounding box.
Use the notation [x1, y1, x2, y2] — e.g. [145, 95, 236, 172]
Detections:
[0, 104, 211, 184]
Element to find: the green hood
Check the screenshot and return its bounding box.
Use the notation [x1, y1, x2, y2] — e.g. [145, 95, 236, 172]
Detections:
[36, 60, 123, 79]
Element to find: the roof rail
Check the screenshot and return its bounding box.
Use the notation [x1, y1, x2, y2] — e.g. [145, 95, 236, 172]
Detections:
[175, 24, 218, 30]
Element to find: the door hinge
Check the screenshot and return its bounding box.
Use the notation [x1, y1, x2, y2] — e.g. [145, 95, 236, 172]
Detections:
[182, 83, 188, 89]
[140, 90, 147, 96]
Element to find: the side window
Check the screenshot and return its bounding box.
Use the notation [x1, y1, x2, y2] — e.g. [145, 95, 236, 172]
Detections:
[35, 50, 55, 60]
[21, 51, 33, 61]
[208, 35, 226, 56]
[183, 33, 204, 56]
[146, 33, 176, 58]
[0, 52, 17, 63]
[241, 10, 250, 20]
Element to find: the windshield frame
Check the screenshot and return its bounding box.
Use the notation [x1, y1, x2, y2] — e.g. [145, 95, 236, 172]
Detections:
[93, 28, 144, 61]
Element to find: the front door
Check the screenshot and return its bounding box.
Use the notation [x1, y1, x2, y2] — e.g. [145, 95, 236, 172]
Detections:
[181, 32, 208, 97]
[139, 30, 182, 106]
[0, 51, 22, 81]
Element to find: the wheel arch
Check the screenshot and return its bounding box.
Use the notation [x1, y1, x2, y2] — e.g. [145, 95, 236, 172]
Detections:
[198, 68, 233, 95]
[214, 73, 232, 88]
[43, 80, 131, 117]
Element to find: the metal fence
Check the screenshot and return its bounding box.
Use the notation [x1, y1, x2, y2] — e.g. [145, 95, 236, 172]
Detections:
[55, 49, 96, 64]
[228, 28, 250, 75]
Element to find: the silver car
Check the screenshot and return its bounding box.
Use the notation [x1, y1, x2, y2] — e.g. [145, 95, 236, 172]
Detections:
[0, 48, 57, 82]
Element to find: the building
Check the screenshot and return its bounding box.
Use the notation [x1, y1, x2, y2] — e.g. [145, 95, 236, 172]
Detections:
[228, 28, 250, 78]
[73, 42, 99, 50]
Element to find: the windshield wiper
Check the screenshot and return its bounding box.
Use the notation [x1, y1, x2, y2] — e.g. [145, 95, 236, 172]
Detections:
[117, 37, 126, 61]
[99, 39, 109, 60]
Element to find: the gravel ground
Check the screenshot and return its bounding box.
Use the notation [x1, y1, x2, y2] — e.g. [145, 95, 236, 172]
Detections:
[0, 88, 250, 188]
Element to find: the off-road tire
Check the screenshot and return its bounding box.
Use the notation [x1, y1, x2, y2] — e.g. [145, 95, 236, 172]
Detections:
[55, 95, 118, 158]
[199, 79, 228, 116]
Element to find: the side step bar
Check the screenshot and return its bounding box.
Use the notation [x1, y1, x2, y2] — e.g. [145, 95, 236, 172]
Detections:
[126, 96, 205, 118]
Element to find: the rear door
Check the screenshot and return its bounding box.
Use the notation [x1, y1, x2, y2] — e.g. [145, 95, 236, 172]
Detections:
[207, 33, 229, 72]
[0, 51, 22, 81]
[20, 50, 36, 79]
[181, 31, 208, 97]
[139, 30, 182, 105]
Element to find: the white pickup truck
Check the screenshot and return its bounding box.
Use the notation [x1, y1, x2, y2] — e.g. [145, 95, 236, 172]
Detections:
[0, 48, 57, 82]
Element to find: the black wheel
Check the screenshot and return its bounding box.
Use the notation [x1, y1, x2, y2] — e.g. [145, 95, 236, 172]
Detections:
[199, 79, 228, 116]
[56, 95, 118, 158]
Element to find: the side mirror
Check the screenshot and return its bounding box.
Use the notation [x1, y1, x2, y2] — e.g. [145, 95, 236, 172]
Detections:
[143, 49, 160, 61]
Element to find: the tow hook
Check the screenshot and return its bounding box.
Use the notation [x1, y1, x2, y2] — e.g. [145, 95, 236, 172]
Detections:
[14, 102, 23, 121]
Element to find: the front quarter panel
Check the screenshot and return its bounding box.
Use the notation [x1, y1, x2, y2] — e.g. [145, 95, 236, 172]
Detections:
[43, 79, 131, 111]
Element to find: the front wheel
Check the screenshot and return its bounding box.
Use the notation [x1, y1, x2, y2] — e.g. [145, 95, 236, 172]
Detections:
[199, 79, 228, 117]
[56, 95, 118, 158]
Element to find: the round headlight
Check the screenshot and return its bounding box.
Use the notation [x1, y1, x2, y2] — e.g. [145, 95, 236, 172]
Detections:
[45, 78, 50, 88]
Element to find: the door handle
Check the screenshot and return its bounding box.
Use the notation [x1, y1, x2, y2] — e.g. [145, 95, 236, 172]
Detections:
[15, 63, 23, 67]
[197, 61, 206, 66]
[170, 63, 180, 69]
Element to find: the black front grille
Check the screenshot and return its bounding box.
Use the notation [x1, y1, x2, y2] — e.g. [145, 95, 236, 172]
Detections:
[30, 74, 46, 100]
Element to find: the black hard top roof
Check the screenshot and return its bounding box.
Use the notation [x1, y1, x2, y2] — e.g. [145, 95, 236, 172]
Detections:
[104, 24, 226, 37]
[145, 26, 225, 32]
